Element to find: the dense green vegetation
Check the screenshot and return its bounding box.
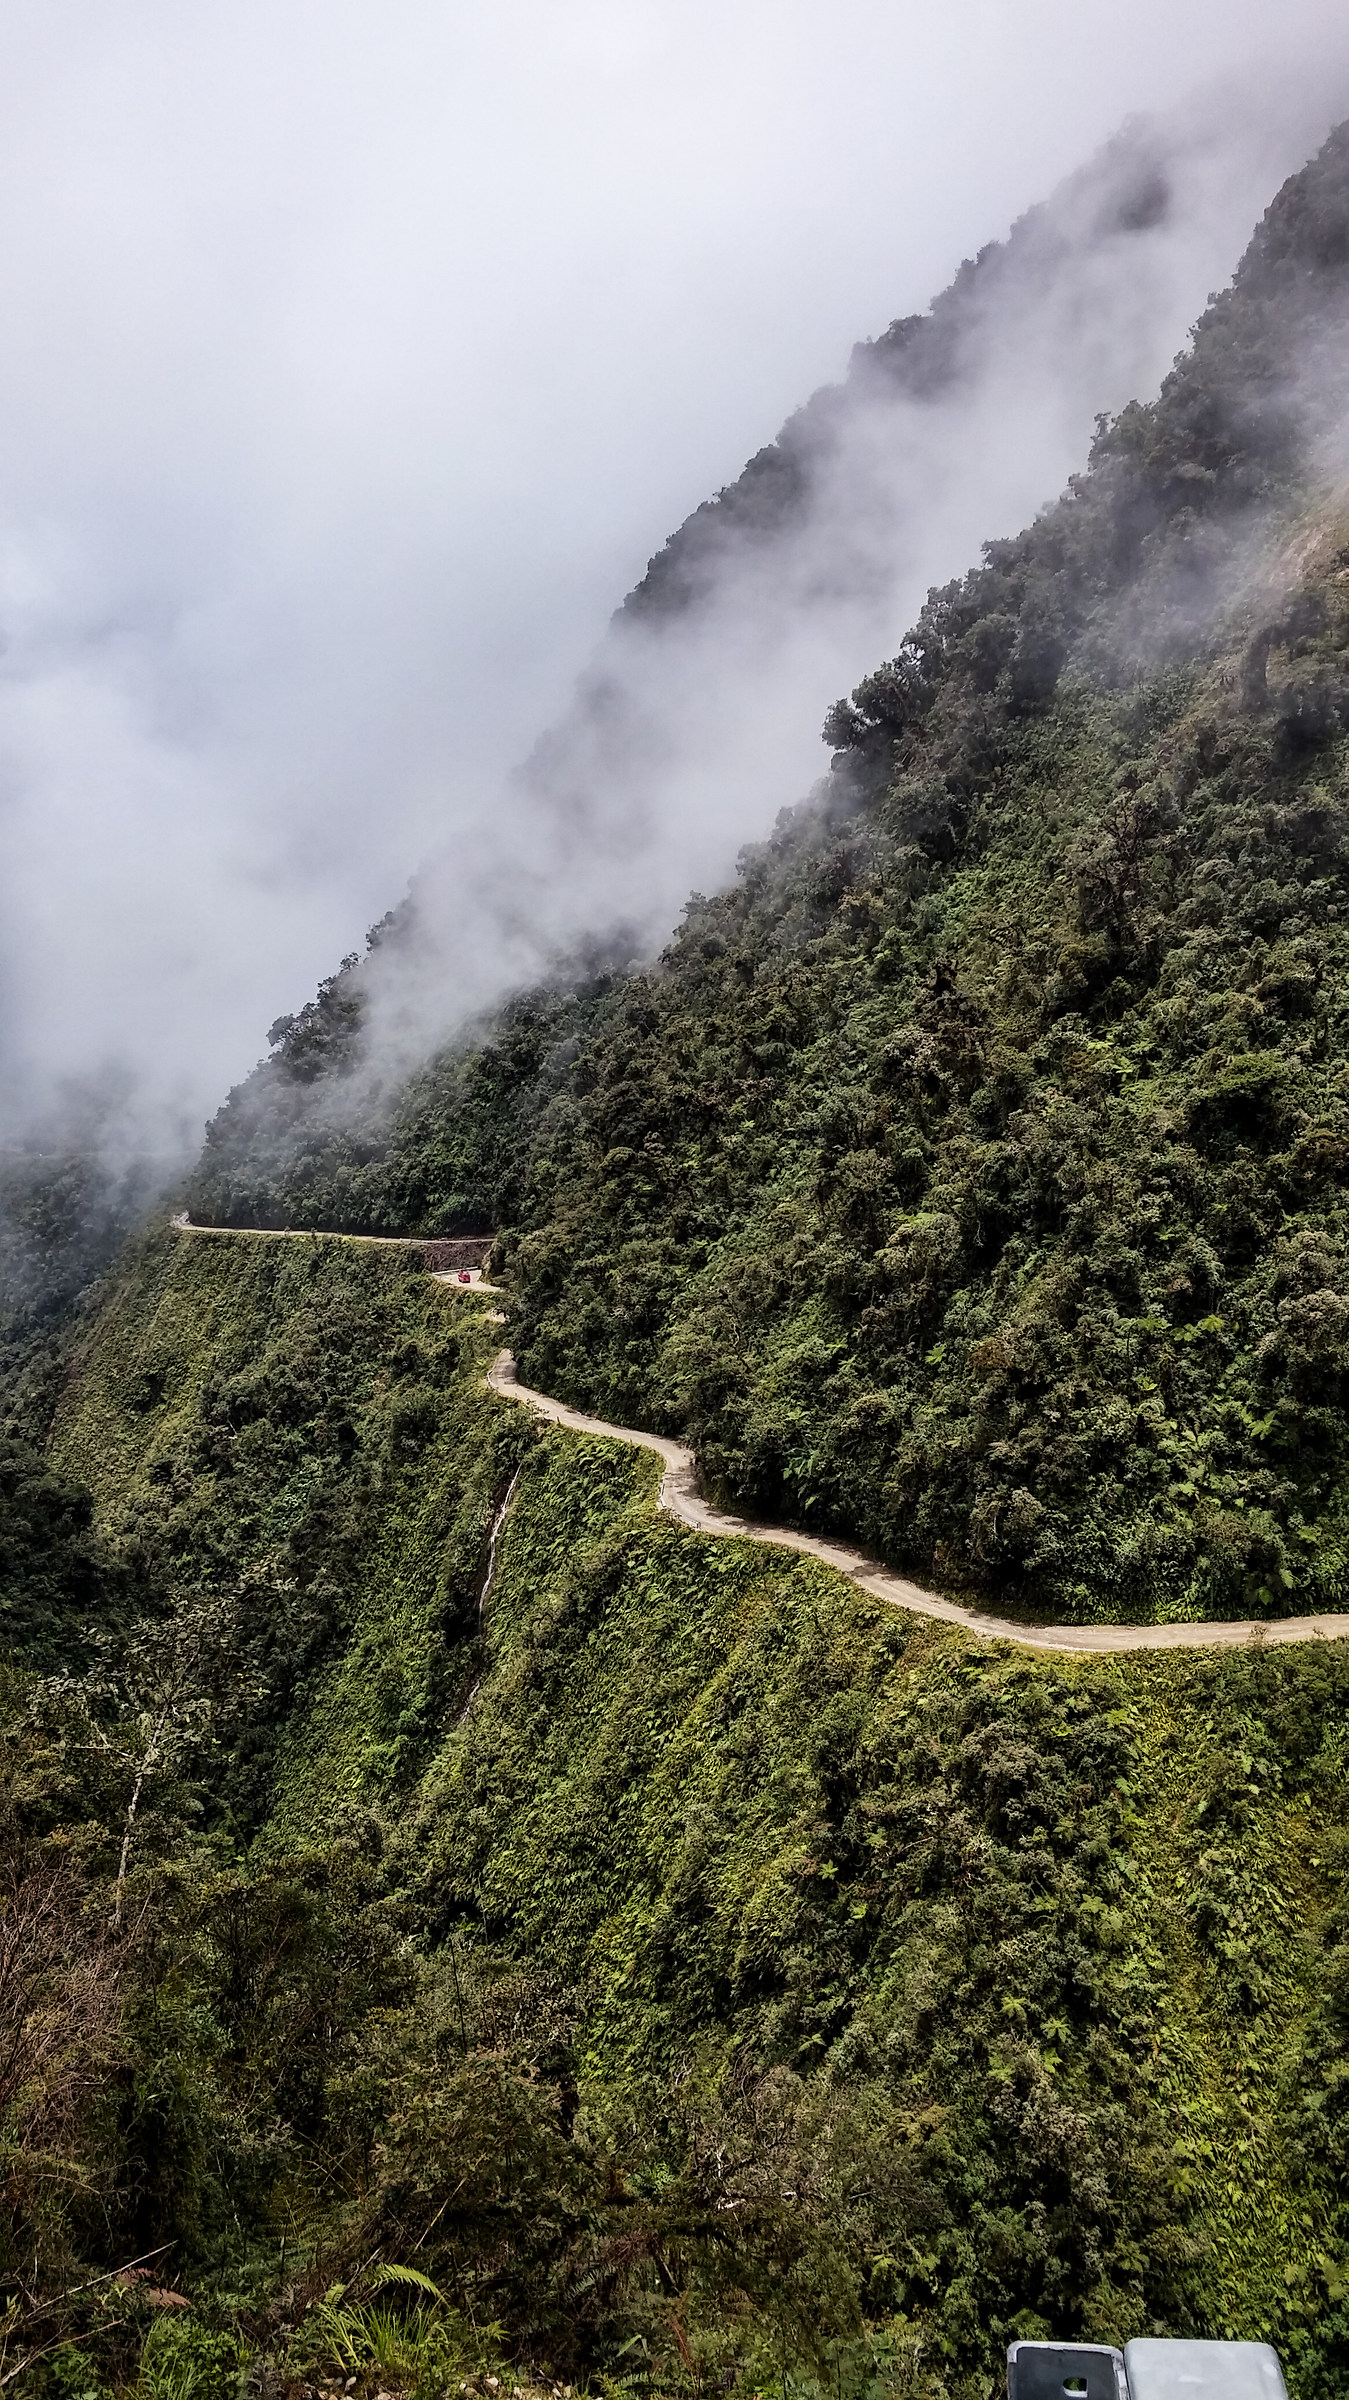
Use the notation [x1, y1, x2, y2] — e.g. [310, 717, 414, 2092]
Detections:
[0, 1434, 146, 1675]
[44, 1226, 529, 1823]
[191, 124, 1349, 1625]
[6, 1230, 1349, 2400]
[15, 110, 1349, 2400]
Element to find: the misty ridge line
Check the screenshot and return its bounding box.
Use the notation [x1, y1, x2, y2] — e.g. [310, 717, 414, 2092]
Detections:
[242, 95, 1349, 1151]
[172, 103, 1349, 1288]
[4, 71, 1349, 1332]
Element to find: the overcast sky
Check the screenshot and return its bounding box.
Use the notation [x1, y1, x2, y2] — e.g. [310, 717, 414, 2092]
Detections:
[1, 0, 1348, 1153]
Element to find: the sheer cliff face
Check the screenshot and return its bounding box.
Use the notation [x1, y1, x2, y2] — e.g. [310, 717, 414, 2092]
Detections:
[356, 85, 1349, 1071]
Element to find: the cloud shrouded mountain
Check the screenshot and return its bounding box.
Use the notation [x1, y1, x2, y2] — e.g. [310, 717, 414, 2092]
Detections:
[214, 79, 1349, 1122]
[2, 12, 1349, 1178]
[193, 114, 1349, 1635]
[374, 96, 1343, 1045]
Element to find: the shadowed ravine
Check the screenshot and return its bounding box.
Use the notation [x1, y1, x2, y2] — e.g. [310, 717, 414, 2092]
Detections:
[173, 1215, 1349, 1657]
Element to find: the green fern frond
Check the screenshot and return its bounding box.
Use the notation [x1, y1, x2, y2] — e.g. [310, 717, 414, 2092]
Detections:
[363, 2262, 445, 2301]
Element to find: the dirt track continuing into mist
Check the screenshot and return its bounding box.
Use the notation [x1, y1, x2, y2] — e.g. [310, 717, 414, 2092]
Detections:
[170, 1215, 1349, 1658]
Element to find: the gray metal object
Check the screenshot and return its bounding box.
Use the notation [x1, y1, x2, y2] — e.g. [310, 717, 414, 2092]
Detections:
[1123, 2340, 1288, 2399]
[1006, 2343, 1129, 2400]
[1006, 2340, 1289, 2400]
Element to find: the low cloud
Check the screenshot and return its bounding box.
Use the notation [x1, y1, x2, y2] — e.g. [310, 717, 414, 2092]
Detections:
[0, 4, 1346, 1158]
[364, 68, 1349, 1070]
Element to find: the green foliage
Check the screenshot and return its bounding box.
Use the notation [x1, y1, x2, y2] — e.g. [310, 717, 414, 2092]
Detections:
[0, 1440, 144, 1673]
[192, 967, 624, 1241]
[45, 2345, 112, 2400]
[135, 2317, 244, 2400]
[186, 125, 1349, 1625]
[44, 1226, 529, 1828]
[8, 1232, 1349, 2396]
[20, 116, 1349, 2400]
[0, 1129, 163, 1356]
[394, 1431, 1349, 2388]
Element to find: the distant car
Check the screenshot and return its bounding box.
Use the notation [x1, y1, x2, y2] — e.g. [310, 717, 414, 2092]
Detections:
[458, 1269, 473, 1283]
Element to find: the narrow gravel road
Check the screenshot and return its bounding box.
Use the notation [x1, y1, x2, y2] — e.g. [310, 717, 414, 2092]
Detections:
[170, 1216, 1349, 1657]
[487, 1352, 1349, 1659]
[171, 1212, 420, 1246]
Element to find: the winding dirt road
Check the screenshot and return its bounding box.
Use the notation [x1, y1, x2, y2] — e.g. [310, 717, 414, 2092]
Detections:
[170, 1215, 1349, 1658]
[485, 1354, 1349, 1658]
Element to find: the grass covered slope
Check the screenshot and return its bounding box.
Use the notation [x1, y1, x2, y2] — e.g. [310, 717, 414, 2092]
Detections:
[192, 121, 1349, 1625]
[47, 1225, 530, 1827]
[412, 1427, 1349, 2391]
[14, 1227, 1349, 2398]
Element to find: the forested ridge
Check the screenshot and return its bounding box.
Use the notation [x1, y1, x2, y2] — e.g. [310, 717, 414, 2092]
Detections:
[10, 110, 1349, 2400]
[197, 123, 1349, 1626]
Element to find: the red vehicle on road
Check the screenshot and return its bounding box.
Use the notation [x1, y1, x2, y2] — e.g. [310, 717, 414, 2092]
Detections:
[458, 1269, 472, 1283]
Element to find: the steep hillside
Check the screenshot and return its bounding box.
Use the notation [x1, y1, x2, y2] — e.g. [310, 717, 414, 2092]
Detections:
[15, 111, 1349, 2400]
[44, 1225, 527, 1826]
[8, 1227, 1349, 2400]
[179, 103, 1340, 1222]
[194, 123, 1349, 1626]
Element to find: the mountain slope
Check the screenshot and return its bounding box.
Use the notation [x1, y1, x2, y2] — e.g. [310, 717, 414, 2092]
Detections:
[174, 96, 1344, 1138]
[193, 122, 1349, 1626]
[16, 105, 1349, 2400]
[23, 1226, 1349, 2399]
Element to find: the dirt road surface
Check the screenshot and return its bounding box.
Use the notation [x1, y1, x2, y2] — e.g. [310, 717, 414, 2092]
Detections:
[169, 1217, 1349, 1657]
[487, 1352, 1349, 1659]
